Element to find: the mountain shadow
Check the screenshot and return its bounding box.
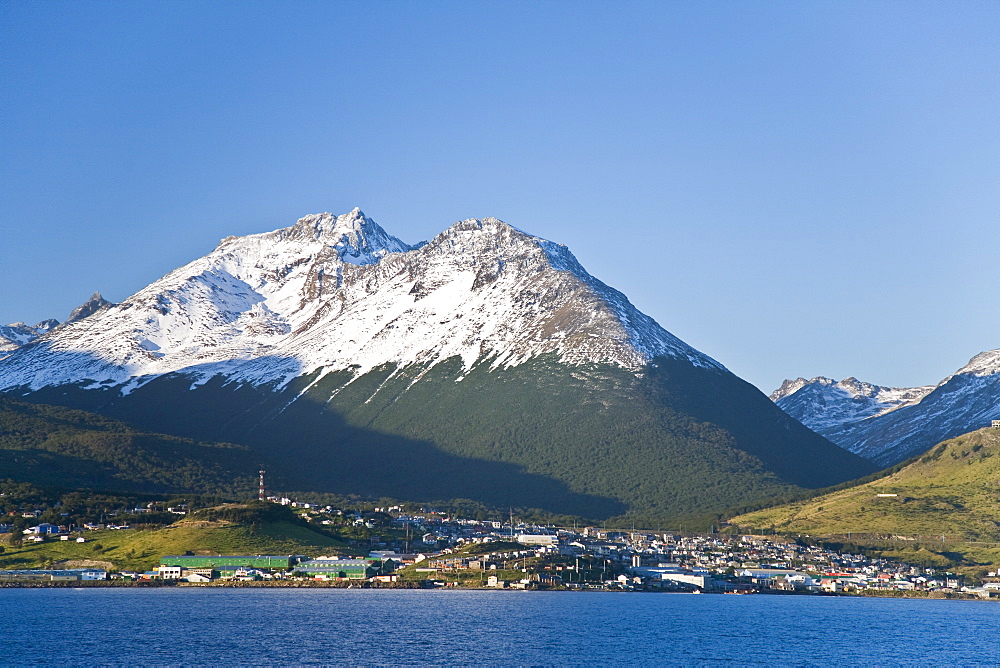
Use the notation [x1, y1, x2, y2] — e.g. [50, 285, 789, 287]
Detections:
[8, 357, 627, 519]
[0, 396, 258, 496]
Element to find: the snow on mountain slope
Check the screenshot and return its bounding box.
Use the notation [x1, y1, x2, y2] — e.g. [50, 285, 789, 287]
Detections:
[0, 209, 723, 394]
[771, 376, 934, 433]
[772, 352, 1000, 466]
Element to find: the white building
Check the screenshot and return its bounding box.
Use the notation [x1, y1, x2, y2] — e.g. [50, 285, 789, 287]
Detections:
[632, 566, 708, 588]
[516, 534, 558, 547]
[157, 565, 182, 580]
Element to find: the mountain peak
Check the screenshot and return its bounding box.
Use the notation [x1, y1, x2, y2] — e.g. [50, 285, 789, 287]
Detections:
[293, 209, 365, 239]
[288, 209, 411, 264]
[444, 216, 520, 236]
[65, 291, 114, 325]
[769, 376, 833, 401]
[956, 349, 1000, 377]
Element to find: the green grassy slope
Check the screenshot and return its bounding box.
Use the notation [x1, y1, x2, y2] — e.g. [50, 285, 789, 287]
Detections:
[731, 427, 1000, 540]
[0, 504, 349, 572]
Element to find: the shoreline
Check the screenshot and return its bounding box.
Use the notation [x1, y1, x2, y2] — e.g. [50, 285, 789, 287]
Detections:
[0, 579, 990, 600]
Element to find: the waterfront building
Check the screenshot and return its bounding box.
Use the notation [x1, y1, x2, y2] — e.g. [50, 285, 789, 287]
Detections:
[0, 569, 107, 582]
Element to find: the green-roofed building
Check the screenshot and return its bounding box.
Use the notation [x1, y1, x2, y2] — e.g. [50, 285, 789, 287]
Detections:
[292, 558, 376, 580]
[159, 555, 298, 571]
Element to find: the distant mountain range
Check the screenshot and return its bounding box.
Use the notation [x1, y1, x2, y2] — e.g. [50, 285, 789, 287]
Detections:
[1, 209, 875, 522]
[1, 292, 113, 354]
[773, 351, 1000, 466]
[770, 377, 936, 434]
[1, 320, 58, 353]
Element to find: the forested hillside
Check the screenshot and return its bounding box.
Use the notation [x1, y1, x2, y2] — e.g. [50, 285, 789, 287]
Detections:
[17, 356, 876, 524]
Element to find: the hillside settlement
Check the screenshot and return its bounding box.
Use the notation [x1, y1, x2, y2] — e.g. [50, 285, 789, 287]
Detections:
[3, 498, 999, 598]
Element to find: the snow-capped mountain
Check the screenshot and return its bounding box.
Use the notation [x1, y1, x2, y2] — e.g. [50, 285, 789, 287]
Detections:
[0, 319, 58, 354]
[771, 376, 935, 433]
[0, 209, 876, 520]
[773, 352, 1000, 466]
[0, 208, 722, 393]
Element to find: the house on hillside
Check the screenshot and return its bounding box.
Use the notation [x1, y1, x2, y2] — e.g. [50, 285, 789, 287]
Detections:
[24, 523, 61, 535]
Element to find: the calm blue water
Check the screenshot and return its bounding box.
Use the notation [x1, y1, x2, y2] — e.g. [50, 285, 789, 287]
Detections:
[1, 589, 997, 666]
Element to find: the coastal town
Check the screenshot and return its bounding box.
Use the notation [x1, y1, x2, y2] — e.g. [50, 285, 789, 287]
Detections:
[3, 496, 999, 599]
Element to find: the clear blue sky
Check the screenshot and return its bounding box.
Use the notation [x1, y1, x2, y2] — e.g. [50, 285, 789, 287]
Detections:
[2, 1, 998, 393]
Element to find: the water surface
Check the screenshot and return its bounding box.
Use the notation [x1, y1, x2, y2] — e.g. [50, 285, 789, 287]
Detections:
[1, 589, 996, 666]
